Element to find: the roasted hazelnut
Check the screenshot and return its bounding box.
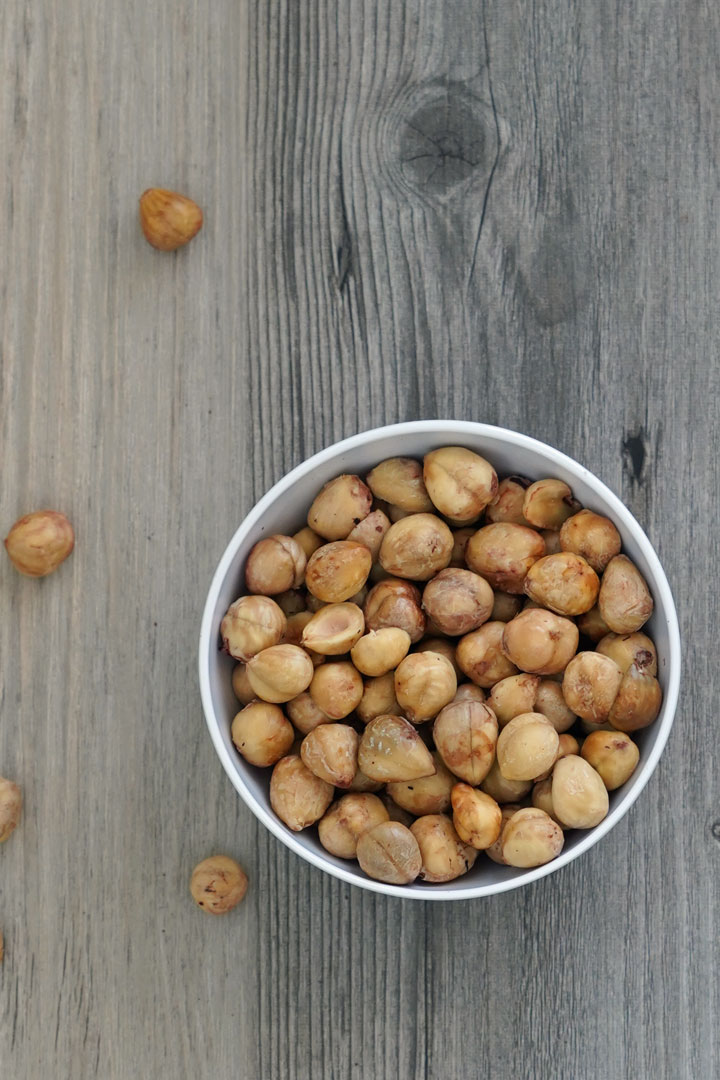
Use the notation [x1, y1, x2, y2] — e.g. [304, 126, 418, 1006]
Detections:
[307, 474, 372, 540]
[541, 530, 563, 555]
[410, 814, 478, 882]
[480, 758, 532, 804]
[358, 714, 436, 782]
[414, 637, 461, 677]
[309, 661, 364, 719]
[244, 534, 306, 594]
[490, 591, 523, 622]
[562, 652, 624, 724]
[581, 730, 640, 790]
[486, 476, 531, 525]
[356, 672, 401, 724]
[386, 752, 455, 815]
[456, 622, 518, 687]
[293, 526, 324, 560]
[523, 552, 599, 616]
[351, 627, 411, 676]
[551, 755, 609, 828]
[423, 446, 498, 523]
[501, 609, 579, 675]
[220, 595, 287, 662]
[190, 855, 247, 913]
[533, 732, 581, 782]
[286, 691, 332, 734]
[379, 514, 453, 580]
[607, 662, 662, 732]
[356, 821, 423, 884]
[274, 589, 306, 616]
[421, 568, 494, 637]
[301, 603, 365, 655]
[366, 457, 434, 512]
[318, 794, 389, 858]
[301, 724, 359, 787]
[489, 673, 541, 727]
[0, 777, 22, 843]
[246, 644, 314, 703]
[451, 784, 502, 849]
[282, 611, 324, 665]
[394, 651, 457, 723]
[531, 778, 563, 825]
[4, 509, 75, 577]
[533, 679, 576, 733]
[496, 713, 560, 781]
[596, 632, 658, 676]
[305, 541, 372, 602]
[559, 509, 622, 573]
[231, 701, 295, 767]
[501, 807, 565, 867]
[465, 523, 546, 593]
[347, 509, 391, 560]
[449, 527, 476, 567]
[453, 682, 487, 704]
[270, 755, 334, 830]
[231, 663, 255, 705]
[598, 555, 654, 634]
[140, 188, 203, 250]
[364, 578, 426, 642]
[433, 700, 498, 785]
[577, 605, 612, 643]
[522, 479, 578, 530]
[346, 767, 385, 793]
[486, 804, 525, 864]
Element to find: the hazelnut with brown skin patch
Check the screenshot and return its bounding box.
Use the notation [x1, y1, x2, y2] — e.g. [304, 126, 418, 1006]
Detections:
[501, 609, 579, 676]
[562, 652, 624, 725]
[220, 595, 286, 662]
[346, 509, 391, 560]
[309, 661, 364, 719]
[522, 479, 579, 530]
[140, 188, 203, 250]
[433, 700, 498, 785]
[246, 644, 314, 703]
[423, 446, 498, 523]
[501, 807, 565, 867]
[4, 510, 75, 577]
[0, 778, 22, 843]
[379, 514, 453, 581]
[244, 534, 307, 595]
[231, 701, 295, 767]
[270, 755, 334, 831]
[366, 458, 434, 512]
[358, 714, 436, 783]
[318, 794, 389, 858]
[386, 752, 456, 816]
[190, 855, 248, 913]
[581, 730, 640, 789]
[496, 713, 560, 781]
[598, 555, 654, 634]
[307, 475, 372, 540]
[596, 632, 658, 676]
[456, 622, 519, 687]
[465, 523, 546, 593]
[421, 567, 494, 637]
[356, 821, 423, 884]
[486, 476, 531, 525]
[301, 724, 359, 787]
[364, 579, 426, 642]
[394, 651, 457, 723]
[410, 814, 478, 882]
[559, 509, 622, 573]
[551, 755, 609, 828]
[451, 784, 502, 850]
[524, 552, 600, 616]
[305, 541, 372, 603]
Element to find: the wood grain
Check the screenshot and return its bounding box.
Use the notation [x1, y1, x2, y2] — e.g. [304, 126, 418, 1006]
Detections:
[0, 0, 716, 1077]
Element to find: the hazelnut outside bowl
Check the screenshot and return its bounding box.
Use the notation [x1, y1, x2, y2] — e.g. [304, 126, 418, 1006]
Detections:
[199, 421, 680, 900]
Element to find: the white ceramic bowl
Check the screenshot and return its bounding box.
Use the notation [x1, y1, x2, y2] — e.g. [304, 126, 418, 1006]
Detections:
[199, 421, 680, 899]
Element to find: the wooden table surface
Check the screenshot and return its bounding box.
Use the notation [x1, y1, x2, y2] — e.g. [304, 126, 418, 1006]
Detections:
[0, 1, 715, 1077]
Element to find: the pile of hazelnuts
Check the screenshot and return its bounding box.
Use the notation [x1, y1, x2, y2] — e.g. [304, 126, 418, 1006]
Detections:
[220, 448, 661, 887]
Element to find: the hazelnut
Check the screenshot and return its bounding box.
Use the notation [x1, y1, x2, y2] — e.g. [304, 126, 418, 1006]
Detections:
[286, 692, 332, 734]
[318, 794, 389, 858]
[189, 855, 247, 913]
[501, 807, 565, 868]
[394, 651, 457, 723]
[551, 755, 609, 828]
[577, 604, 612, 643]
[480, 758, 532, 804]
[307, 475, 372, 540]
[0, 778, 22, 843]
[379, 514, 453, 580]
[301, 724, 359, 787]
[531, 778, 563, 825]
[421, 568, 494, 637]
[522, 479, 579, 530]
[231, 701, 295, 767]
[489, 673, 540, 726]
[293, 526, 324, 560]
[364, 578, 426, 642]
[366, 458, 434, 512]
[486, 476, 531, 525]
[244, 535, 306, 594]
[501, 609, 579, 675]
[231, 663, 255, 705]
[423, 446, 498, 523]
[301, 603, 365, 655]
[433, 700, 498, 785]
[270, 755, 334, 830]
[562, 652, 624, 724]
[524, 552, 600, 616]
[220, 595, 286, 662]
[274, 590, 307, 616]
[490, 591, 523, 622]
[282, 611, 324, 665]
[351, 627, 411, 677]
[453, 683, 487, 704]
[305, 541, 372, 602]
[607, 662, 662, 732]
[541, 530, 563, 555]
[413, 637, 461, 676]
[456, 622, 518, 687]
[533, 732, 581, 782]
[246, 644, 314, 703]
[139, 188, 203, 250]
[387, 504, 417, 523]
[598, 555, 653, 634]
[309, 661, 364, 719]
[381, 794, 416, 827]
[410, 814, 478, 882]
[465, 523, 545, 593]
[533, 679, 576, 733]
[386, 752, 455, 815]
[581, 730, 640, 790]
[356, 672, 401, 724]
[451, 784, 502, 850]
[596, 632, 658, 676]
[449, 527, 476, 567]
[358, 714, 436, 782]
[346, 767, 384, 793]
[4, 510, 74, 577]
[559, 509, 622, 573]
[486, 804, 525, 864]
[496, 713, 560, 781]
[356, 821, 423, 884]
[347, 509, 391, 560]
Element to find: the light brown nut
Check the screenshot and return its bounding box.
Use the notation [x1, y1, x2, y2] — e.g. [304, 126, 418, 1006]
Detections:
[607, 662, 662, 732]
[414, 638, 461, 677]
[318, 794, 389, 858]
[282, 612, 324, 666]
[307, 475, 373, 540]
[246, 644, 314, 703]
[286, 692, 333, 734]
[346, 767, 384, 793]
[358, 714, 436, 782]
[533, 680, 576, 733]
[309, 661, 363, 719]
[486, 476, 531, 525]
[451, 784, 502, 850]
[231, 701, 295, 767]
[356, 672, 401, 724]
[140, 188, 203, 250]
[366, 457, 434, 512]
[501, 608, 579, 676]
[270, 755, 334, 830]
[394, 651, 457, 723]
[449, 527, 476, 567]
[410, 814, 478, 882]
[596, 632, 658, 676]
[453, 683, 487, 704]
[490, 591, 524, 622]
[501, 807, 565, 867]
[4, 510, 75, 577]
[293, 526, 324, 560]
[232, 663, 255, 705]
[0, 778, 22, 843]
[423, 447, 498, 523]
[421, 568, 494, 637]
[465, 523, 546, 594]
[541, 530, 563, 554]
[386, 752, 455, 815]
[305, 541, 372, 603]
[347, 509, 391, 560]
[221, 596, 287, 662]
[522, 479, 579, 530]
[301, 603, 365, 655]
[531, 779, 564, 825]
[559, 509, 622, 573]
[496, 713, 560, 781]
[581, 730, 640, 790]
[562, 652, 624, 724]
[189, 855, 247, 914]
[351, 627, 411, 677]
[524, 552, 600, 616]
[486, 804, 525, 864]
[379, 514, 454, 580]
[456, 622, 518, 687]
[577, 605, 612, 643]
[489, 674, 541, 727]
[480, 758, 532, 803]
[598, 555, 654, 634]
[433, 700, 498, 785]
[244, 534, 307, 595]
[533, 732, 581, 782]
[364, 578, 426, 642]
[387, 504, 418, 523]
[551, 755, 609, 828]
[301, 724, 359, 787]
[356, 821, 423, 884]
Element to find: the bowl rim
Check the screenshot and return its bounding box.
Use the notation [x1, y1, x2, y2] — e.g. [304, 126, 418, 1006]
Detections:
[198, 420, 681, 900]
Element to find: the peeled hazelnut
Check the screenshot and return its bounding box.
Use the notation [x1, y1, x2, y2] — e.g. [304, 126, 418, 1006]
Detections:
[451, 784, 502, 850]
[301, 603, 365, 655]
[346, 766, 384, 793]
[309, 661, 363, 719]
[577, 605, 612, 643]
[522, 479, 579, 530]
[4, 510, 75, 577]
[358, 714, 436, 782]
[480, 758, 532, 804]
[421, 568, 494, 637]
[465, 523, 545, 593]
[231, 663, 255, 705]
[551, 755, 609, 828]
[486, 804, 525, 864]
[501, 609, 579, 675]
[293, 526, 324, 560]
[531, 778, 563, 825]
[455, 622, 517, 687]
[364, 578, 426, 642]
[581, 730, 640, 790]
[246, 644, 314, 703]
[496, 713, 560, 781]
[286, 691, 332, 734]
[607, 662, 662, 732]
[347, 509, 391, 560]
[490, 591, 523, 622]
[562, 652, 624, 724]
[318, 794, 389, 858]
[433, 700, 498, 785]
[423, 446, 498, 523]
[301, 724, 359, 787]
[244, 535, 306, 594]
[231, 701, 295, 767]
[489, 673, 540, 727]
[305, 541, 372, 602]
[139, 188, 203, 250]
[453, 682, 486, 704]
[307, 475, 372, 540]
[541, 530, 563, 554]
[189, 855, 247, 913]
[351, 627, 411, 676]
[0, 778, 22, 843]
[282, 612, 323, 665]
[533, 732, 581, 782]
[449, 527, 476, 567]
[366, 457, 433, 512]
[533, 680, 576, 733]
[414, 637, 461, 678]
[220, 595, 287, 662]
[410, 814, 478, 882]
[386, 752, 455, 815]
[356, 672, 401, 724]
[524, 552, 599, 616]
[356, 821, 423, 884]
[486, 476, 531, 525]
[379, 514, 453, 580]
[559, 509, 622, 573]
[394, 651, 457, 723]
[598, 555, 654, 634]
[501, 807, 565, 867]
[596, 632, 658, 676]
[270, 755, 334, 830]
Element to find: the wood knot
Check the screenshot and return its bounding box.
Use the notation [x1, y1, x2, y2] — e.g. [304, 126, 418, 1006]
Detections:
[622, 430, 647, 486]
[710, 820, 720, 842]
